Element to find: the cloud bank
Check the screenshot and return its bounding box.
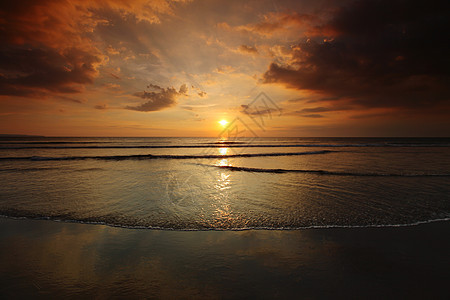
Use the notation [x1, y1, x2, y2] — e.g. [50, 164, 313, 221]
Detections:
[263, 0, 450, 109]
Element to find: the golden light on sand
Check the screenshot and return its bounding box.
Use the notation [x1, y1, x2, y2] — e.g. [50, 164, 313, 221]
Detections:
[218, 119, 229, 127]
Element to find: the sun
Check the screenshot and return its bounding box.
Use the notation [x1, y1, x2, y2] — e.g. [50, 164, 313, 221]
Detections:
[218, 119, 229, 127]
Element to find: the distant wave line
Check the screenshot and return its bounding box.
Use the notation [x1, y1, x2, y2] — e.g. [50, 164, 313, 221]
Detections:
[1, 143, 449, 149]
[0, 150, 334, 161]
[0, 141, 113, 144]
[204, 164, 450, 177]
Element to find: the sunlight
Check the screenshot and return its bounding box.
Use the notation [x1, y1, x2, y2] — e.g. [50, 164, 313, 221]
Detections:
[218, 119, 229, 127]
[215, 158, 231, 167]
[218, 147, 228, 155]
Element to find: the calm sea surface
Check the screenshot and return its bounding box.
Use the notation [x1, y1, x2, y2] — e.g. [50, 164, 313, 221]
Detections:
[0, 137, 449, 229]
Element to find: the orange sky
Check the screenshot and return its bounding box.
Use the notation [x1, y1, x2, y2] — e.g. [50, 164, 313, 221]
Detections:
[0, 0, 449, 137]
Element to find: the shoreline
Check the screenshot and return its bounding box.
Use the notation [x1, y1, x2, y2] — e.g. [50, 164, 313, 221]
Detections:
[1, 217, 449, 298]
[1, 215, 449, 231]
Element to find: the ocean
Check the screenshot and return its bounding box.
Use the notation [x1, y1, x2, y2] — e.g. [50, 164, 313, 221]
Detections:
[1, 137, 449, 230]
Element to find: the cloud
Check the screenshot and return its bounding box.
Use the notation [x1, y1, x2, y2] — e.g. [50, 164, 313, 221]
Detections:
[180, 104, 216, 111]
[297, 107, 332, 113]
[188, 85, 207, 97]
[0, 1, 103, 97]
[178, 84, 188, 95]
[280, 104, 352, 118]
[295, 106, 350, 113]
[0, 0, 188, 99]
[239, 45, 258, 54]
[103, 83, 121, 91]
[215, 65, 235, 74]
[110, 73, 121, 80]
[57, 95, 87, 104]
[94, 104, 108, 110]
[263, 0, 450, 109]
[0, 46, 101, 96]
[237, 12, 318, 37]
[301, 114, 324, 118]
[126, 84, 187, 112]
[240, 104, 278, 116]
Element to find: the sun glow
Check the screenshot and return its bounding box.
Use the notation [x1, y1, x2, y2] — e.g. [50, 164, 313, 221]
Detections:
[218, 119, 229, 127]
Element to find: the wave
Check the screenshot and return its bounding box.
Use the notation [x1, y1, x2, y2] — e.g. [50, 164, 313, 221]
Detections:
[204, 141, 247, 145]
[1, 143, 449, 150]
[203, 164, 450, 177]
[0, 150, 334, 161]
[0, 167, 61, 172]
[0, 167, 104, 172]
[1, 214, 449, 231]
[0, 141, 112, 144]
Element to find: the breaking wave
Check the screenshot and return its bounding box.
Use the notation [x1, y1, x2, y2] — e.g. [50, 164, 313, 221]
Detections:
[0, 150, 334, 161]
[1, 214, 449, 231]
[203, 164, 450, 177]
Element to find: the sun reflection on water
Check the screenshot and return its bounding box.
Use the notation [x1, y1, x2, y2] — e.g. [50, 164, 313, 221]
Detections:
[215, 172, 231, 191]
[208, 146, 236, 227]
[216, 158, 230, 167]
[216, 147, 232, 167]
[218, 147, 228, 155]
[213, 168, 234, 227]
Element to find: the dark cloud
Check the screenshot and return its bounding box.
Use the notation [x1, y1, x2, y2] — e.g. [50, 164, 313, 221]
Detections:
[298, 107, 333, 113]
[126, 84, 186, 112]
[263, 0, 450, 109]
[110, 73, 121, 80]
[178, 84, 188, 95]
[0, 1, 103, 98]
[301, 114, 324, 118]
[94, 104, 108, 110]
[57, 95, 87, 104]
[146, 84, 161, 90]
[0, 46, 101, 97]
[296, 106, 350, 113]
[240, 104, 278, 116]
[239, 45, 258, 54]
[282, 105, 351, 118]
[0, 0, 183, 99]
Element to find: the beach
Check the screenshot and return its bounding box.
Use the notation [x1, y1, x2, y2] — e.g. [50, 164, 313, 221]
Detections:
[1, 217, 449, 299]
[1, 137, 449, 298]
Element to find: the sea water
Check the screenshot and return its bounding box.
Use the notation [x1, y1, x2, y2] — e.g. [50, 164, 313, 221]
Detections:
[0, 137, 449, 229]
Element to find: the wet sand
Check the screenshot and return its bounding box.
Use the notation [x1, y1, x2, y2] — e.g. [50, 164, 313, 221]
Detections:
[1, 218, 449, 299]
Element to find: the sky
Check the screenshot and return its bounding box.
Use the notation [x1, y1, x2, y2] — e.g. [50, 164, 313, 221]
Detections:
[0, 0, 449, 137]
